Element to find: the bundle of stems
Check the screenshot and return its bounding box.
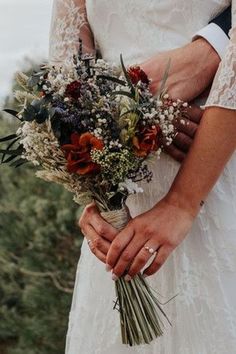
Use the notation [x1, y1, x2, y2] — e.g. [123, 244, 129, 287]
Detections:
[101, 207, 171, 346]
[115, 273, 171, 346]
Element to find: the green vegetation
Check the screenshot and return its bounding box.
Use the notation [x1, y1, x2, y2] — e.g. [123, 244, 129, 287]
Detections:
[0, 67, 83, 354]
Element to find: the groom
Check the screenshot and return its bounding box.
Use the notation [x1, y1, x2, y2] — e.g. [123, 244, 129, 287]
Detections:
[140, 6, 231, 163]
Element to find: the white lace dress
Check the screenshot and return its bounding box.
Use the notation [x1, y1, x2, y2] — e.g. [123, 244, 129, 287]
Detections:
[49, 1, 236, 353]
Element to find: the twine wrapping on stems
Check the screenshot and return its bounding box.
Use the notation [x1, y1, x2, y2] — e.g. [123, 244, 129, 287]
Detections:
[101, 206, 130, 231]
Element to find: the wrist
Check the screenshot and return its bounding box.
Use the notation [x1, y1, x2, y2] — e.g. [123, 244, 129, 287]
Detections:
[163, 189, 202, 219]
[192, 37, 220, 75]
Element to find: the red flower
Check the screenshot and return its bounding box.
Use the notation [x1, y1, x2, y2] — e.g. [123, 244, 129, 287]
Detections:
[132, 125, 161, 157]
[62, 132, 104, 175]
[65, 80, 81, 99]
[127, 66, 150, 85]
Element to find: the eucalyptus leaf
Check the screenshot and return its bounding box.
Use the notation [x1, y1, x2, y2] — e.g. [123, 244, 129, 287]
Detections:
[0, 134, 17, 143]
[0, 148, 23, 156]
[1, 137, 21, 163]
[2, 154, 18, 164]
[3, 109, 21, 121]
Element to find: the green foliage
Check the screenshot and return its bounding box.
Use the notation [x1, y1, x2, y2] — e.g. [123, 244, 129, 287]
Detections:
[0, 66, 83, 354]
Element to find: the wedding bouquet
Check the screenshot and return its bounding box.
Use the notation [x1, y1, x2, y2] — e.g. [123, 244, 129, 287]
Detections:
[0, 49, 187, 346]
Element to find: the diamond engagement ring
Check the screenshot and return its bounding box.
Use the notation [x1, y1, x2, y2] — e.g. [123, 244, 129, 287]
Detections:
[144, 246, 156, 254]
[87, 239, 92, 245]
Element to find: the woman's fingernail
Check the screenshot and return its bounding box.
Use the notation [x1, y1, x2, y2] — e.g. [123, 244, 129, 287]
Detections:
[106, 264, 112, 272]
[124, 274, 132, 282]
[112, 273, 118, 281]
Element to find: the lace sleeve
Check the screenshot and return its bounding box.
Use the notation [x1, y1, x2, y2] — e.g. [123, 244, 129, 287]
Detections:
[205, 1, 236, 110]
[49, 0, 95, 65]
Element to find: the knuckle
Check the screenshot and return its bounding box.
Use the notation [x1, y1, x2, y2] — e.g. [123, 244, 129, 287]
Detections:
[93, 237, 101, 249]
[140, 225, 153, 238]
[121, 251, 132, 263]
[112, 242, 121, 253]
[137, 253, 148, 265]
[96, 223, 106, 235]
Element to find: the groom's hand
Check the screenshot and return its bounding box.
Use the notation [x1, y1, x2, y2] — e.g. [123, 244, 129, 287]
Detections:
[139, 38, 218, 163]
[140, 38, 220, 102]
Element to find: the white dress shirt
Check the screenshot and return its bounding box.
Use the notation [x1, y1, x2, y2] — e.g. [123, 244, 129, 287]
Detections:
[193, 23, 229, 59]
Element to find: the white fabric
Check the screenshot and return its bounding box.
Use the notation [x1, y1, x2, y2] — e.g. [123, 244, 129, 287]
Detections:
[193, 23, 229, 59]
[48, 1, 236, 353]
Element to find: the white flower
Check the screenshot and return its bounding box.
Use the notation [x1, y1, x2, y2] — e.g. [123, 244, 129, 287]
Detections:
[119, 179, 144, 194]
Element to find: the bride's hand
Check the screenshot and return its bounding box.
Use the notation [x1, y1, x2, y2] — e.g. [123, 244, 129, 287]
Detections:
[78, 202, 118, 263]
[106, 196, 196, 281]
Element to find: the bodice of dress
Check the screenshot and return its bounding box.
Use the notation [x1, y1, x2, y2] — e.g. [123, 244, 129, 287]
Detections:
[49, 0, 236, 110]
[85, 0, 230, 65]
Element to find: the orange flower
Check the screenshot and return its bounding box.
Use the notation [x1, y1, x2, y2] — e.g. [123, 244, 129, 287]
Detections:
[62, 132, 104, 175]
[132, 125, 161, 157]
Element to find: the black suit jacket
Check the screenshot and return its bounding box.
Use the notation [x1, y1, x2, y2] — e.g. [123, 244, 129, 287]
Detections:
[211, 6, 231, 37]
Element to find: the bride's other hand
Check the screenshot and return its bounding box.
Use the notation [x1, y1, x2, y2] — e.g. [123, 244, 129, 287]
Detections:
[106, 196, 195, 280]
[139, 38, 220, 102]
[78, 202, 118, 263]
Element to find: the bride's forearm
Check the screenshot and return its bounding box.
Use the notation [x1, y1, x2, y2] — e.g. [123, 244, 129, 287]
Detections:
[49, 0, 95, 65]
[165, 107, 236, 217]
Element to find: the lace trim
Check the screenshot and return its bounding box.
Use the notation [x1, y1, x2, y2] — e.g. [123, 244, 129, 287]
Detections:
[205, 6, 236, 110]
[49, 0, 95, 65]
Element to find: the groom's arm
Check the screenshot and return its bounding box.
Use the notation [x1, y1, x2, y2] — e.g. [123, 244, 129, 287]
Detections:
[167, 7, 232, 162]
[163, 7, 232, 163]
[193, 6, 231, 59]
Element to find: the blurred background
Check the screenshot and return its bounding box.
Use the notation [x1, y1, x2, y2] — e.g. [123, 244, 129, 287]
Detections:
[0, 1, 83, 353]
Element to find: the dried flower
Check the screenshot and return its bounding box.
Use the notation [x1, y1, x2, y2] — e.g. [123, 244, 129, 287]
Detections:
[132, 125, 161, 157]
[127, 66, 150, 85]
[62, 132, 104, 175]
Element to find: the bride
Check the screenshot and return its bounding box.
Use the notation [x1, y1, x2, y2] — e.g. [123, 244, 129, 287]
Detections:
[49, 1, 236, 353]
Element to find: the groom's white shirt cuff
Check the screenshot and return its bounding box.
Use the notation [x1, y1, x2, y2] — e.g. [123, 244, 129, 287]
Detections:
[193, 23, 229, 59]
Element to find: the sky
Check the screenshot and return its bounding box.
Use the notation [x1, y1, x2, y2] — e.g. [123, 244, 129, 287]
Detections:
[0, 0, 53, 106]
